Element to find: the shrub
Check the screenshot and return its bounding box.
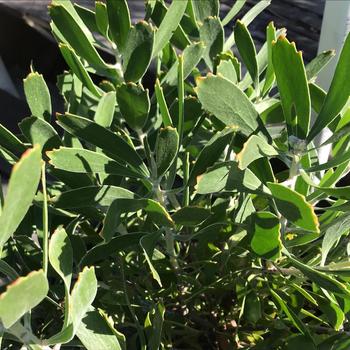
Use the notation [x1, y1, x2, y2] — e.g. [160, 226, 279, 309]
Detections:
[0, 0, 350, 349]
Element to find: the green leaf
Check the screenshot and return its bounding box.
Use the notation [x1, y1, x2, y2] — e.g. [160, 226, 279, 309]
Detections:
[145, 302, 165, 350]
[321, 212, 350, 266]
[306, 49, 335, 81]
[307, 33, 350, 142]
[47, 147, 143, 178]
[272, 36, 311, 139]
[216, 59, 238, 83]
[74, 4, 99, 34]
[199, 17, 224, 71]
[51, 185, 135, 209]
[163, 41, 205, 86]
[301, 169, 350, 200]
[19, 116, 61, 152]
[51, 186, 173, 226]
[237, 135, 278, 170]
[267, 182, 319, 233]
[244, 292, 262, 324]
[80, 232, 145, 267]
[196, 161, 264, 195]
[224, 0, 271, 50]
[59, 43, 101, 97]
[123, 21, 154, 82]
[0, 146, 42, 247]
[140, 231, 163, 287]
[49, 227, 73, 291]
[249, 212, 281, 261]
[71, 266, 98, 331]
[153, 0, 188, 57]
[234, 20, 259, 92]
[106, 0, 130, 52]
[95, 2, 108, 37]
[270, 289, 311, 336]
[155, 79, 173, 127]
[221, 0, 246, 26]
[172, 206, 211, 226]
[56, 113, 149, 176]
[76, 308, 122, 350]
[94, 92, 116, 128]
[50, 3, 107, 69]
[192, 0, 219, 24]
[99, 200, 121, 242]
[195, 75, 262, 136]
[305, 148, 350, 172]
[155, 127, 179, 178]
[189, 126, 235, 184]
[117, 83, 150, 131]
[0, 124, 26, 157]
[262, 21, 276, 96]
[23, 72, 51, 122]
[0, 270, 48, 328]
[288, 255, 350, 298]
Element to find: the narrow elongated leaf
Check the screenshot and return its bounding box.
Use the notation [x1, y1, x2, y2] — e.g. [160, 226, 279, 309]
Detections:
[19, 116, 61, 152]
[250, 212, 281, 261]
[117, 83, 150, 131]
[80, 232, 145, 267]
[145, 302, 165, 350]
[237, 135, 278, 170]
[301, 170, 350, 200]
[47, 147, 142, 178]
[155, 80, 173, 127]
[270, 289, 311, 336]
[267, 182, 319, 232]
[95, 1, 108, 37]
[195, 75, 261, 136]
[0, 124, 26, 156]
[234, 21, 258, 91]
[76, 308, 122, 350]
[163, 41, 205, 86]
[94, 92, 116, 128]
[0, 146, 42, 247]
[151, 1, 190, 51]
[306, 148, 350, 172]
[49, 227, 73, 290]
[289, 256, 350, 298]
[51, 186, 135, 209]
[262, 21, 276, 96]
[306, 50, 335, 81]
[71, 267, 98, 330]
[189, 126, 236, 184]
[272, 36, 310, 139]
[123, 21, 154, 82]
[172, 206, 211, 226]
[106, 0, 130, 52]
[308, 33, 350, 142]
[156, 127, 179, 177]
[23, 72, 51, 122]
[321, 212, 350, 266]
[59, 44, 101, 97]
[222, 0, 246, 26]
[192, 0, 219, 24]
[140, 231, 163, 287]
[153, 0, 188, 57]
[49, 4, 106, 69]
[199, 17, 224, 71]
[224, 0, 271, 50]
[99, 200, 121, 242]
[0, 270, 48, 328]
[56, 113, 148, 176]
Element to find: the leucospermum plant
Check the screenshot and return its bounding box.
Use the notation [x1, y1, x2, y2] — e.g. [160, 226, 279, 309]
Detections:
[0, 0, 350, 349]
